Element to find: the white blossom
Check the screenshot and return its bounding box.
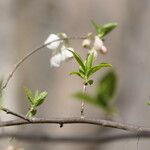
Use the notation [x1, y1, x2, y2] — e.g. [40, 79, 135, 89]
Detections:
[93, 36, 107, 54]
[82, 39, 91, 48]
[44, 33, 74, 67]
[44, 34, 64, 50]
[50, 46, 74, 67]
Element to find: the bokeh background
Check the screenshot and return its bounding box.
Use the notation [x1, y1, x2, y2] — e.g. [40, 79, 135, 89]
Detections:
[0, 0, 150, 149]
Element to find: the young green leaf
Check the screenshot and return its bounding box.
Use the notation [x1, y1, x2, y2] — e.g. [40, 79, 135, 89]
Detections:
[24, 87, 34, 104]
[67, 49, 86, 71]
[87, 63, 112, 78]
[69, 72, 85, 79]
[85, 52, 94, 71]
[34, 91, 48, 107]
[101, 23, 118, 37]
[91, 20, 102, 34]
[92, 20, 117, 38]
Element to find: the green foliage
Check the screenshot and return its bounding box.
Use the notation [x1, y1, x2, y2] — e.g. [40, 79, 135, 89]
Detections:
[68, 49, 112, 85]
[24, 87, 48, 118]
[92, 20, 117, 38]
[74, 70, 117, 114]
[147, 101, 150, 106]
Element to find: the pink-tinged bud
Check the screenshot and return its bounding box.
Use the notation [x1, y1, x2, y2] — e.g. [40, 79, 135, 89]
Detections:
[100, 45, 107, 54]
[82, 39, 91, 49]
[93, 36, 103, 51]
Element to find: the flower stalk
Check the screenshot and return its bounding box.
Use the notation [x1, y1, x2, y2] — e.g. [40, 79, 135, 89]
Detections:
[81, 84, 87, 118]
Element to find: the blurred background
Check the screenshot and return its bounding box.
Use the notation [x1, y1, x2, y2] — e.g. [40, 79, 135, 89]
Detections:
[0, 0, 150, 149]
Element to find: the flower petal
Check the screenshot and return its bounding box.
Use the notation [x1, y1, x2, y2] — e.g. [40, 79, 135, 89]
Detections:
[93, 36, 103, 51]
[44, 34, 61, 50]
[61, 46, 74, 59]
[50, 53, 64, 67]
[100, 45, 107, 54]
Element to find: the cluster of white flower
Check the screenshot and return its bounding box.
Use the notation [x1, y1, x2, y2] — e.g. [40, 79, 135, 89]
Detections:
[82, 35, 107, 58]
[44, 33, 107, 67]
[44, 33, 74, 67]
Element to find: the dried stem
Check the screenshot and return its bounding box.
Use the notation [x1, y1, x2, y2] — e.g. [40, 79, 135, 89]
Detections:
[81, 84, 87, 118]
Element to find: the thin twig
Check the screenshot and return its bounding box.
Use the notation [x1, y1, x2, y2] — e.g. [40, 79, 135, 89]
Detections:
[0, 117, 150, 135]
[0, 132, 150, 143]
[81, 84, 87, 118]
[1, 36, 86, 91]
[0, 106, 30, 122]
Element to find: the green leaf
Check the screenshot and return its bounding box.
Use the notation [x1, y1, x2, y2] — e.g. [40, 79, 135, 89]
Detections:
[96, 94, 117, 114]
[74, 70, 117, 114]
[147, 101, 150, 106]
[91, 20, 103, 34]
[87, 63, 112, 78]
[67, 49, 85, 71]
[34, 91, 48, 107]
[35, 90, 39, 100]
[96, 70, 117, 100]
[85, 52, 94, 71]
[101, 23, 118, 37]
[92, 21, 117, 38]
[69, 71, 85, 79]
[74, 92, 97, 105]
[24, 87, 34, 104]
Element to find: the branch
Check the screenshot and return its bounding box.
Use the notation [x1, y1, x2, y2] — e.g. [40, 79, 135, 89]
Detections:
[1, 36, 86, 90]
[0, 117, 149, 134]
[0, 132, 149, 143]
[0, 106, 30, 122]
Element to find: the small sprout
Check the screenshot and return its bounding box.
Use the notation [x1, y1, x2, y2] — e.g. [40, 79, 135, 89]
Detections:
[69, 49, 112, 86]
[24, 87, 48, 118]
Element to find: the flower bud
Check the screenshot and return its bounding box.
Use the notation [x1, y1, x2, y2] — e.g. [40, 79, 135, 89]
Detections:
[93, 36, 103, 51]
[100, 45, 107, 54]
[82, 39, 91, 49]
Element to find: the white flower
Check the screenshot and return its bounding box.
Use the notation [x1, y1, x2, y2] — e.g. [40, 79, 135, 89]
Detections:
[44, 34, 62, 50]
[50, 46, 74, 67]
[45, 33, 74, 67]
[82, 39, 91, 48]
[93, 36, 107, 54]
[44, 33, 67, 50]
